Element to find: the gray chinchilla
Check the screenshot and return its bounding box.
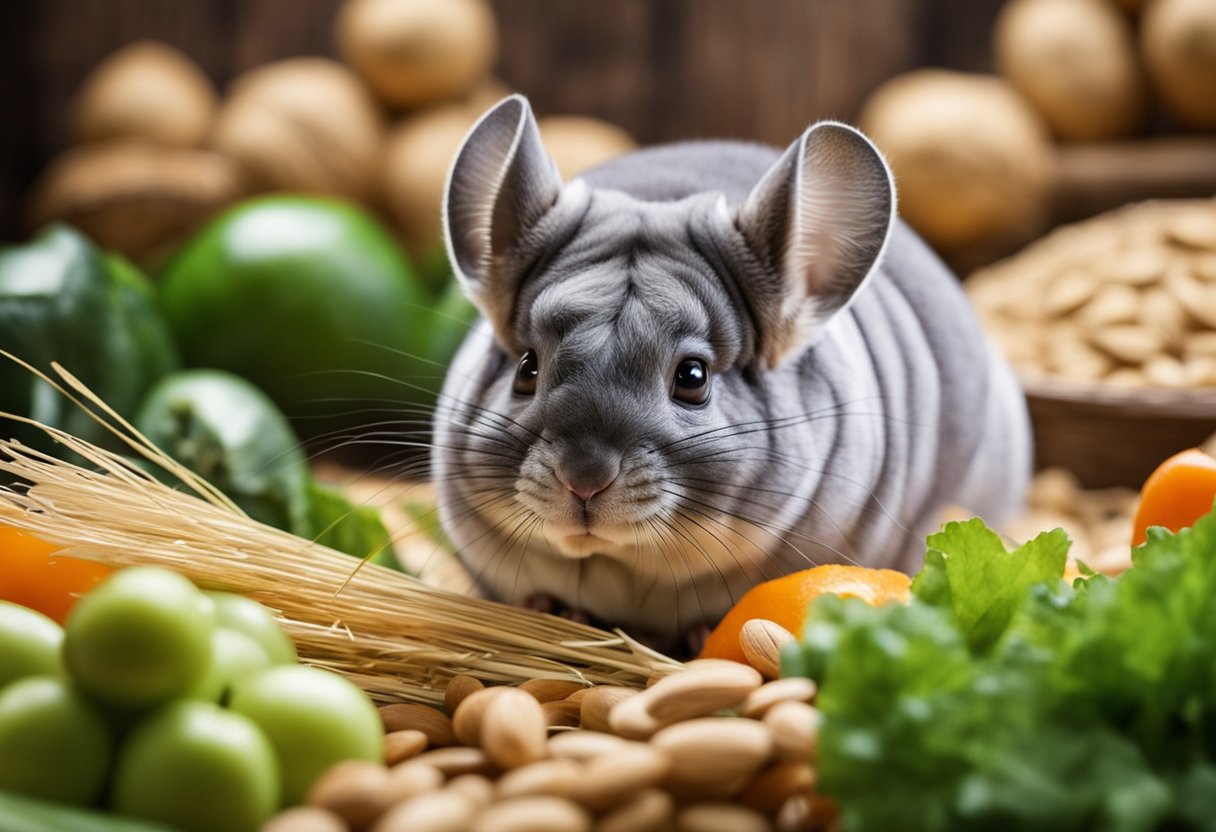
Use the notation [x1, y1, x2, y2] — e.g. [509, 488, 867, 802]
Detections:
[432, 94, 1031, 649]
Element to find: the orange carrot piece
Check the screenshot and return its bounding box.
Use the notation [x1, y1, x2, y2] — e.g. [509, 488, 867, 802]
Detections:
[1131, 448, 1216, 547]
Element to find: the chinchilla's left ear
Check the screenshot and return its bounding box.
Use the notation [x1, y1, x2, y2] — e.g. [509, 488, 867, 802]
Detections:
[734, 121, 895, 367]
[443, 94, 563, 341]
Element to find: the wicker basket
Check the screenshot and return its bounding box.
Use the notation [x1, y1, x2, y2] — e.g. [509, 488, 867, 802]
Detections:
[1023, 374, 1216, 489]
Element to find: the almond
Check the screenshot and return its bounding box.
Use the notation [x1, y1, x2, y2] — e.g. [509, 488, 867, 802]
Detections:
[472, 796, 592, 832]
[262, 807, 346, 832]
[738, 762, 816, 814]
[1168, 213, 1216, 251]
[383, 761, 444, 804]
[763, 700, 821, 764]
[443, 774, 495, 808]
[443, 674, 484, 715]
[307, 759, 392, 829]
[650, 718, 774, 796]
[1186, 332, 1216, 359]
[642, 662, 763, 725]
[1192, 252, 1216, 281]
[452, 686, 511, 747]
[481, 687, 548, 769]
[370, 790, 477, 832]
[410, 746, 495, 778]
[542, 698, 583, 728]
[738, 677, 818, 719]
[1042, 268, 1098, 316]
[594, 789, 674, 832]
[1097, 248, 1169, 285]
[738, 618, 796, 679]
[1078, 285, 1140, 327]
[675, 803, 770, 832]
[1168, 268, 1216, 329]
[1143, 355, 1187, 387]
[547, 730, 627, 761]
[378, 703, 456, 747]
[605, 689, 660, 740]
[384, 729, 429, 765]
[574, 742, 672, 812]
[1088, 325, 1166, 365]
[496, 758, 583, 800]
[775, 794, 816, 832]
[580, 686, 637, 734]
[519, 679, 586, 703]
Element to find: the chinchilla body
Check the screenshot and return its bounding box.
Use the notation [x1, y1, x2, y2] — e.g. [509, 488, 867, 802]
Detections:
[433, 96, 1031, 647]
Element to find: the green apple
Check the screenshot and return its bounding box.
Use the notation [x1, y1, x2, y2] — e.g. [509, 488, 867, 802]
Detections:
[228, 665, 381, 804]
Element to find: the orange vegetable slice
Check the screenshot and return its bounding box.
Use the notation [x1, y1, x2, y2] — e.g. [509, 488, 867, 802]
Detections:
[0, 526, 113, 624]
[699, 564, 912, 664]
[1131, 448, 1216, 547]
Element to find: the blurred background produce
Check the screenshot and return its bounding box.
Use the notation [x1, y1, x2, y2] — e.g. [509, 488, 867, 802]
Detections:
[0, 0, 1214, 577]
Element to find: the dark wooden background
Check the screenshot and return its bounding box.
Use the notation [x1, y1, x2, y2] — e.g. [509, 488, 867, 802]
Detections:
[0, 0, 1003, 242]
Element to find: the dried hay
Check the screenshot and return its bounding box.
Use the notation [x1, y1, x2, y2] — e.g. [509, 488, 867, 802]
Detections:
[0, 360, 681, 704]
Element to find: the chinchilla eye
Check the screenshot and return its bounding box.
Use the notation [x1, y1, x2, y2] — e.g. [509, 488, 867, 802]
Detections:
[513, 349, 539, 395]
[672, 358, 710, 404]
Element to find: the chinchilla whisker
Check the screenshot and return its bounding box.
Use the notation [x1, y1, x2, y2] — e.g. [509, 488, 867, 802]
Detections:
[304, 377, 547, 444]
[668, 508, 771, 603]
[662, 510, 740, 599]
[652, 394, 889, 454]
[662, 408, 926, 464]
[657, 514, 721, 632]
[661, 486, 860, 568]
[510, 515, 546, 606]
[643, 518, 692, 637]
[671, 482, 862, 564]
[481, 509, 543, 596]
[670, 451, 914, 537]
[669, 497, 803, 581]
[669, 505, 786, 588]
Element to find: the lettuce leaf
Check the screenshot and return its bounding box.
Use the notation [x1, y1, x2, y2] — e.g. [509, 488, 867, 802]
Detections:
[911, 519, 1069, 654]
[793, 509, 1216, 832]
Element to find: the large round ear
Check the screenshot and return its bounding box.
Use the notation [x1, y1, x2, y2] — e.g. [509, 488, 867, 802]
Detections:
[443, 95, 563, 339]
[735, 121, 896, 367]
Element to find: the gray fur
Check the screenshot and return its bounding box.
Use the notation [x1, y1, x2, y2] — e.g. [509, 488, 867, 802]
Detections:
[433, 96, 1031, 646]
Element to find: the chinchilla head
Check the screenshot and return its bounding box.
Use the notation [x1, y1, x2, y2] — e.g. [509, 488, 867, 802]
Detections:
[434, 94, 895, 637]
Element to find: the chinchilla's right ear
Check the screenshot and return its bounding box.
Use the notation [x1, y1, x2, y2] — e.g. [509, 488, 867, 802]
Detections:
[443, 95, 563, 342]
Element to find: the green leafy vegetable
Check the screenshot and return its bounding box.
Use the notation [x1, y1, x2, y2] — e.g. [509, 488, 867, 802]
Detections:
[911, 519, 1069, 654]
[792, 509, 1216, 832]
[305, 482, 400, 569]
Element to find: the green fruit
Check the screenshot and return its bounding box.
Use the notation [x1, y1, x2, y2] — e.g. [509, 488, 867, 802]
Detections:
[0, 601, 62, 689]
[205, 591, 297, 666]
[0, 226, 178, 455]
[228, 665, 381, 805]
[63, 567, 213, 708]
[134, 370, 313, 535]
[187, 628, 273, 703]
[0, 676, 112, 805]
[111, 700, 278, 832]
[158, 197, 432, 439]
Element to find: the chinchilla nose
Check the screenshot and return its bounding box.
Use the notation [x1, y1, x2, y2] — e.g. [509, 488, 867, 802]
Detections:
[554, 450, 621, 503]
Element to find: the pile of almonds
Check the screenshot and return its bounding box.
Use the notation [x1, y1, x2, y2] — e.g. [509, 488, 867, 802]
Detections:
[997, 467, 1136, 574]
[968, 199, 1216, 389]
[262, 640, 825, 832]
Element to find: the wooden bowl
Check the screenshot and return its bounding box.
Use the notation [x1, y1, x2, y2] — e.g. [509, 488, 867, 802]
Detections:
[1022, 374, 1216, 488]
